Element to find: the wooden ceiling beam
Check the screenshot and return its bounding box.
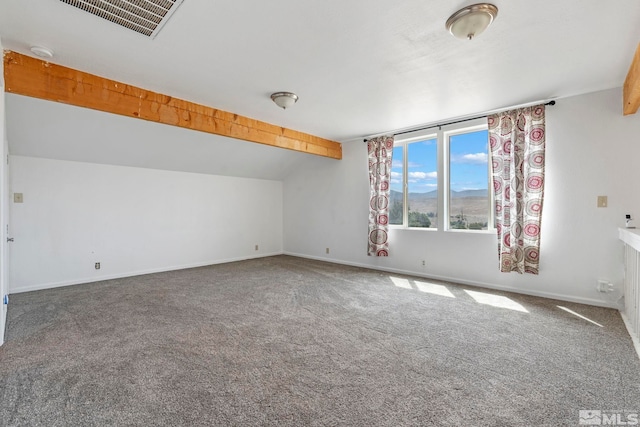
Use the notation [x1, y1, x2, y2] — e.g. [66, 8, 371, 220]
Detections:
[624, 43, 640, 116]
[3, 50, 342, 160]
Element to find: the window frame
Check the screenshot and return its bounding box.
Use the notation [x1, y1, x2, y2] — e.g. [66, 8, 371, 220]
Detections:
[391, 131, 439, 230]
[390, 118, 495, 233]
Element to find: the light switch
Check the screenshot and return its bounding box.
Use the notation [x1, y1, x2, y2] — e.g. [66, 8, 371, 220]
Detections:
[13, 193, 23, 203]
[597, 195, 607, 208]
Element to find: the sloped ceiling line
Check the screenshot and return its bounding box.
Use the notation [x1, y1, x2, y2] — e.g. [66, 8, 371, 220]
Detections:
[2, 51, 342, 160]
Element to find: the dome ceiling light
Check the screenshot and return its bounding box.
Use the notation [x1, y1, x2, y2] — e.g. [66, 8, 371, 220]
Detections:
[446, 3, 498, 40]
[270, 92, 299, 109]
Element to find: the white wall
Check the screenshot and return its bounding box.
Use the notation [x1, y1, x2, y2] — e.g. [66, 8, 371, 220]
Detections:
[284, 88, 640, 307]
[10, 156, 283, 293]
[7, 87, 640, 308]
[0, 38, 8, 344]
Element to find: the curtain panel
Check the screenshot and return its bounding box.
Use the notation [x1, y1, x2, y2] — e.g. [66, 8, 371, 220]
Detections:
[488, 105, 546, 274]
[367, 135, 394, 256]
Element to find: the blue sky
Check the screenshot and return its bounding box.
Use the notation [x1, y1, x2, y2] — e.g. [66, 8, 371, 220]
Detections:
[391, 129, 488, 193]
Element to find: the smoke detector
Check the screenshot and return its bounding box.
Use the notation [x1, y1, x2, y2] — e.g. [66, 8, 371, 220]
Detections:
[30, 46, 54, 58]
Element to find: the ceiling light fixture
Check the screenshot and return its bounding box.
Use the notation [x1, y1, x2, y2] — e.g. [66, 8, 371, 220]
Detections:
[30, 46, 54, 58]
[446, 3, 498, 40]
[270, 92, 299, 109]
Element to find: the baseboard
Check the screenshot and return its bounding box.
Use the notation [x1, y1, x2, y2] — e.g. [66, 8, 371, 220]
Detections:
[10, 252, 284, 294]
[12, 250, 620, 309]
[620, 312, 640, 361]
[283, 252, 619, 309]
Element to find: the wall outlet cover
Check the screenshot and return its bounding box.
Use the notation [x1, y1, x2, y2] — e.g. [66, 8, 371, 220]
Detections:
[597, 195, 607, 208]
[597, 279, 610, 292]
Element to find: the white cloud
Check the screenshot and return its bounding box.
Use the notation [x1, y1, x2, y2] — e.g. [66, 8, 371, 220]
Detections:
[390, 171, 401, 179]
[408, 171, 437, 180]
[452, 153, 488, 164]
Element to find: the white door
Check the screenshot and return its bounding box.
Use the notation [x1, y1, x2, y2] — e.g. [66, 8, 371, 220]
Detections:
[0, 152, 9, 345]
[0, 42, 7, 345]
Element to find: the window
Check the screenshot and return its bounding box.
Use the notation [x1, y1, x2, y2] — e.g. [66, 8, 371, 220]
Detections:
[446, 126, 492, 230]
[390, 137, 437, 228]
[389, 146, 404, 225]
[391, 120, 493, 231]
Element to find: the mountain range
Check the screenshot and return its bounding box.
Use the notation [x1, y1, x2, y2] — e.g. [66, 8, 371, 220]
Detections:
[390, 189, 487, 201]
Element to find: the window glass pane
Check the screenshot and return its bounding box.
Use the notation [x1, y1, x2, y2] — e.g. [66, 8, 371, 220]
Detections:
[389, 145, 404, 225]
[407, 138, 437, 228]
[449, 130, 489, 230]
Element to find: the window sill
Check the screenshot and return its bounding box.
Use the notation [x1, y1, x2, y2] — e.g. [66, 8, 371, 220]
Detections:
[389, 226, 496, 234]
[446, 228, 496, 234]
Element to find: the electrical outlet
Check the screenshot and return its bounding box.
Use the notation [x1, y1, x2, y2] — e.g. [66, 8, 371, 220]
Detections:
[597, 195, 607, 208]
[597, 279, 612, 293]
[422, 260, 426, 266]
[255, 244, 259, 251]
[13, 193, 23, 203]
[95, 262, 101, 270]
[326, 248, 330, 254]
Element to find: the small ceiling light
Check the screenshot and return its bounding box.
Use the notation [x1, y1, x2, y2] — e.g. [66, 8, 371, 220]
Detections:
[446, 3, 498, 40]
[30, 46, 54, 58]
[270, 92, 299, 109]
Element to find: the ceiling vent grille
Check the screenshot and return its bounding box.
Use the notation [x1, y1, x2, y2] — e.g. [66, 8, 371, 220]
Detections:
[60, 0, 184, 38]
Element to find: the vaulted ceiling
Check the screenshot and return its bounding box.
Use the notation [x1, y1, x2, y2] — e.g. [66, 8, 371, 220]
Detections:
[1, 1, 640, 177]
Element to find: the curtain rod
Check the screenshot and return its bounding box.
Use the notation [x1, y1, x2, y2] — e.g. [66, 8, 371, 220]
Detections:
[363, 100, 556, 142]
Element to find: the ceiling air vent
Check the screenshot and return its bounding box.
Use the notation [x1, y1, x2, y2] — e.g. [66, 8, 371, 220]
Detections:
[59, 0, 184, 38]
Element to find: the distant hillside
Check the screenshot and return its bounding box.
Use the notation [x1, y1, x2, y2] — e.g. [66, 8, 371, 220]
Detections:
[450, 189, 488, 198]
[390, 189, 487, 200]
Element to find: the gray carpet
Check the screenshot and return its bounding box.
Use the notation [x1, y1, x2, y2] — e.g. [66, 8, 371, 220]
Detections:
[1, 255, 639, 426]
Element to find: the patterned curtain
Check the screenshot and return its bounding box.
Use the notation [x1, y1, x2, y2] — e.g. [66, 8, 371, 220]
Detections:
[488, 105, 546, 274]
[367, 135, 394, 256]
